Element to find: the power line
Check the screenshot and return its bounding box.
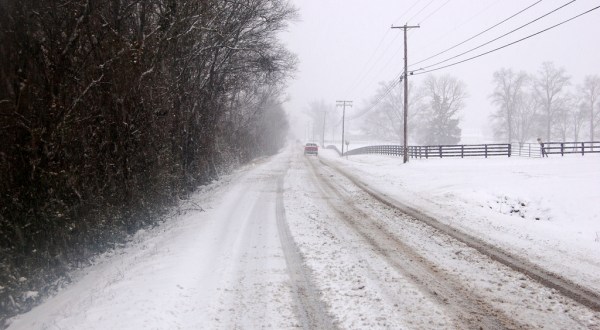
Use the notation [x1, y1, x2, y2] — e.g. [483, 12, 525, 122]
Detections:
[343, 31, 395, 96]
[352, 2, 598, 120]
[392, 0, 422, 24]
[410, 0, 543, 68]
[356, 0, 450, 96]
[406, 0, 435, 23]
[416, 0, 576, 71]
[342, 0, 422, 96]
[348, 73, 403, 120]
[416, 0, 451, 24]
[412, 4, 600, 76]
[411, 0, 502, 56]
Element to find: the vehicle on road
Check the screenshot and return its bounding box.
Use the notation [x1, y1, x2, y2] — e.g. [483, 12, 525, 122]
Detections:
[304, 143, 318, 156]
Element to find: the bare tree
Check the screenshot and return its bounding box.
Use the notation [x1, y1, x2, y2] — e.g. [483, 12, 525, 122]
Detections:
[417, 75, 467, 145]
[513, 93, 539, 145]
[571, 103, 588, 142]
[305, 99, 331, 145]
[489, 68, 529, 143]
[0, 0, 297, 320]
[578, 75, 600, 141]
[553, 94, 575, 142]
[361, 80, 422, 144]
[533, 62, 571, 141]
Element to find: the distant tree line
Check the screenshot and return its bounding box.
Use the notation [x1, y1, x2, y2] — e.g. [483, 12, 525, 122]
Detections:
[490, 62, 600, 144]
[360, 74, 467, 145]
[0, 0, 296, 320]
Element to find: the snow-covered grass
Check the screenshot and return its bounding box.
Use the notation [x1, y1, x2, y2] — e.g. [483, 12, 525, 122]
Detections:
[321, 150, 600, 292]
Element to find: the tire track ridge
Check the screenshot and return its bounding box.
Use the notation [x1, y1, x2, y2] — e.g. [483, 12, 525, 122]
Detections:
[306, 158, 523, 329]
[275, 172, 338, 330]
[319, 157, 600, 312]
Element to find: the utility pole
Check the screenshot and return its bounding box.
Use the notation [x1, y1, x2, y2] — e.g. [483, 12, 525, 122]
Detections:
[392, 24, 419, 163]
[336, 100, 352, 156]
[321, 109, 326, 147]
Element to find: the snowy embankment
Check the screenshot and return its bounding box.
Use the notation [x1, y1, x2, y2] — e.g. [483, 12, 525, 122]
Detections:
[320, 149, 600, 292]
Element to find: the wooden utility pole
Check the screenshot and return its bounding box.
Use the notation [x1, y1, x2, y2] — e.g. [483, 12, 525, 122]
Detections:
[322, 109, 326, 147]
[336, 100, 352, 156]
[392, 24, 419, 163]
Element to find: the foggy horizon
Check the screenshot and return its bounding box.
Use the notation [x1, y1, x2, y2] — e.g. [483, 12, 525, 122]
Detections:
[282, 0, 600, 144]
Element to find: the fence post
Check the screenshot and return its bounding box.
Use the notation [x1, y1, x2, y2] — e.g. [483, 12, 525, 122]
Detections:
[582, 142, 585, 155]
[461, 145, 464, 158]
[561, 143, 564, 156]
[439, 146, 442, 158]
[485, 144, 488, 158]
[508, 143, 511, 157]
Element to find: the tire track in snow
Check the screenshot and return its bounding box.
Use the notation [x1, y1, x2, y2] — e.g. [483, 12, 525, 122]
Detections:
[319, 157, 600, 314]
[275, 172, 338, 330]
[305, 157, 524, 329]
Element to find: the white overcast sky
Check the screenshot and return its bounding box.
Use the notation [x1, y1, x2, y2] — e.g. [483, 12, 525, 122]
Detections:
[281, 0, 600, 142]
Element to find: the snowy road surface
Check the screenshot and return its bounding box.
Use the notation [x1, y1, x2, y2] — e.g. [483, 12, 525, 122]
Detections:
[6, 146, 600, 329]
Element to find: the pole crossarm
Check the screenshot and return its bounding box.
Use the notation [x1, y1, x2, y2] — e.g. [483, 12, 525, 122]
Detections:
[391, 24, 419, 163]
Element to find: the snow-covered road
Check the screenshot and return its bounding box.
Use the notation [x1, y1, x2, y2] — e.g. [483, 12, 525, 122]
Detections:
[6, 145, 600, 329]
[7, 151, 331, 329]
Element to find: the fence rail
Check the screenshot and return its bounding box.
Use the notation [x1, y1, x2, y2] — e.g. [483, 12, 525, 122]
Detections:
[511, 143, 542, 158]
[511, 141, 600, 157]
[345, 143, 511, 158]
[543, 141, 600, 156]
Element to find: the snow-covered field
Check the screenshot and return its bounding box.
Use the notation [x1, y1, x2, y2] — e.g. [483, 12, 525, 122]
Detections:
[5, 145, 600, 329]
[320, 149, 600, 293]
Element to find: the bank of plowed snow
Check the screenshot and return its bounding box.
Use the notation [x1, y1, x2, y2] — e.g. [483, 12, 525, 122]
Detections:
[321, 149, 600, 294]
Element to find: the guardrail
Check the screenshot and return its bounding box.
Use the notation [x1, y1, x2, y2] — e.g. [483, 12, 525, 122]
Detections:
[345, 144, 511, 158]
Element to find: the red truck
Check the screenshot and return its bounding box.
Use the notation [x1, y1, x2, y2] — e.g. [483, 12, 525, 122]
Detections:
[304, 142, 319, 156]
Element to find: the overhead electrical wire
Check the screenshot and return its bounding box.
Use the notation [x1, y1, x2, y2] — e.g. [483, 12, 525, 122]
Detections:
[411, 0, 502, 58]
[334, 72, 403, 126]
[345, 0, 460, 120]
[341, 0, 421, 97]
[359, 0, 455, 100]
[392, 0, 423, 24]
[348, 72, 404, 120]
[415, 0, 576, 71]
[415, 0, 451, 24]
[411, 4, 600, 76]
[410, 0, 543, 68]
[406, 0, 435, 23]
[342, 32, 399, 96]
[348, 2, 599, 122]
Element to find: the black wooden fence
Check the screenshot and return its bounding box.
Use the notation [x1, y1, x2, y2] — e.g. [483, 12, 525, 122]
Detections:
[511, 141, 600, 157]
[542, 141, 600, 156]
[345, 143, 511, 158]
[329, 141, 599, 159]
